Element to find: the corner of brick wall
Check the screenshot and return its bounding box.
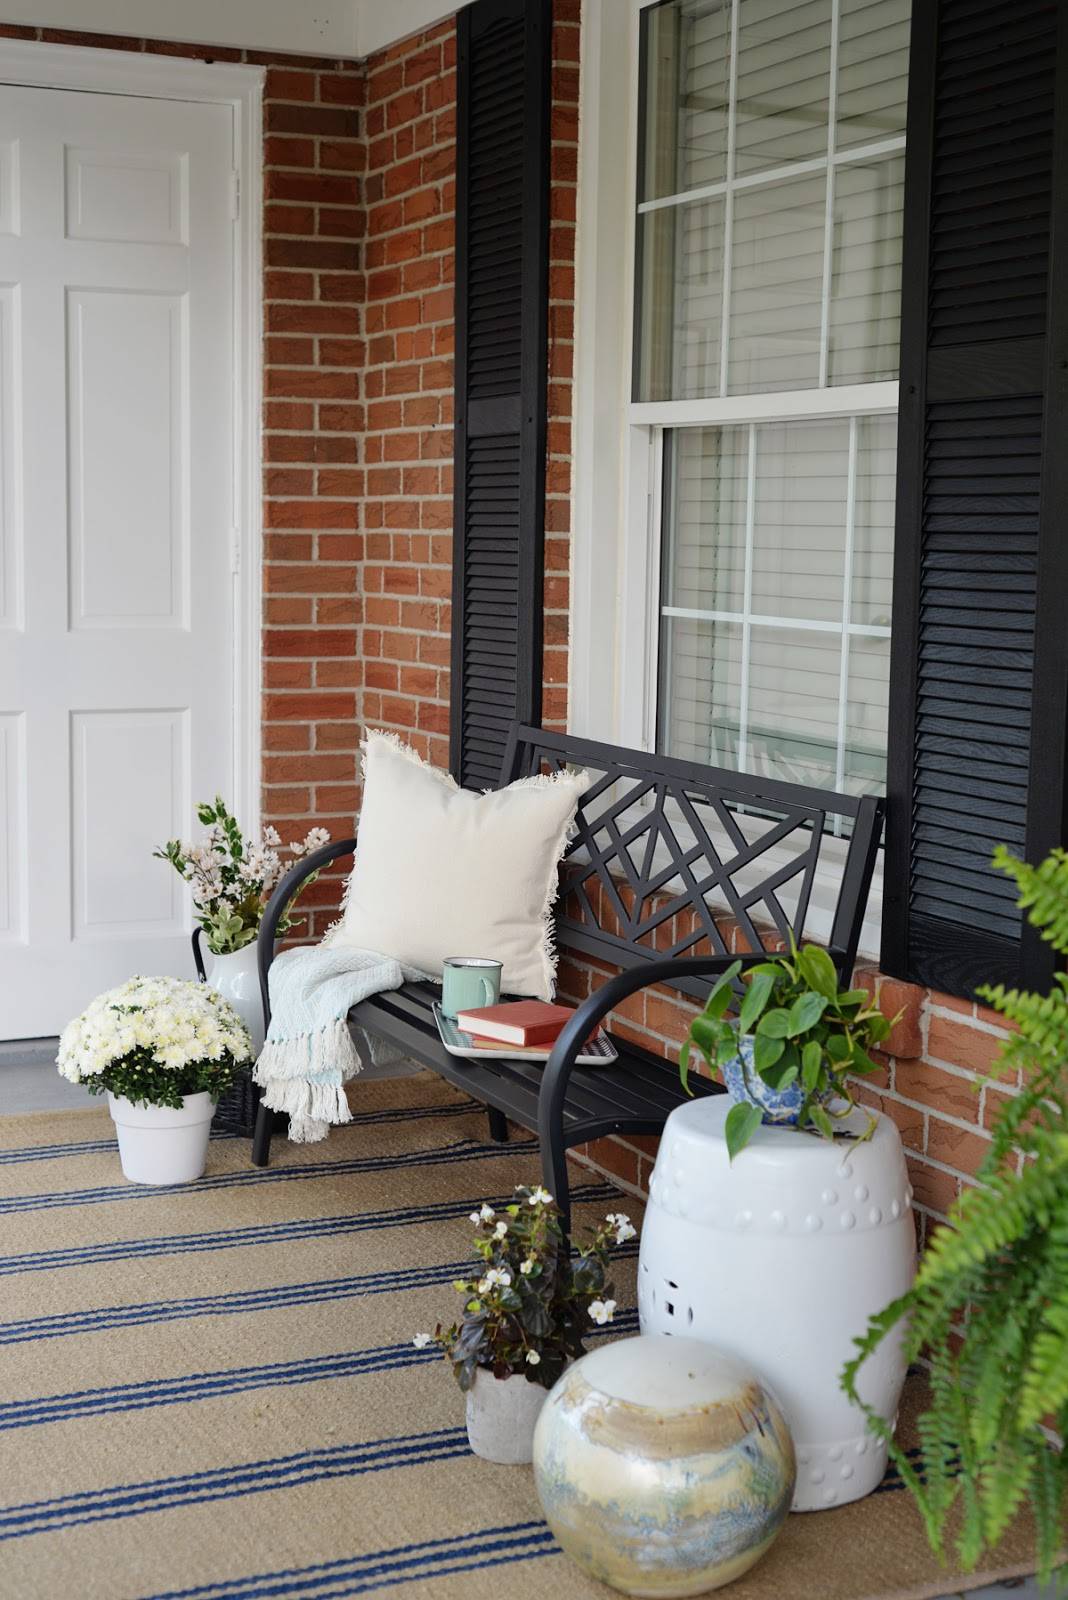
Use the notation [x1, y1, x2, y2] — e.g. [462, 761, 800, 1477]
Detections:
[358, 19, 457, 774]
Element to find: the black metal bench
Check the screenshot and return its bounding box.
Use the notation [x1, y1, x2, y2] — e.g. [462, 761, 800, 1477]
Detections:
[252, 725, 884, 1226]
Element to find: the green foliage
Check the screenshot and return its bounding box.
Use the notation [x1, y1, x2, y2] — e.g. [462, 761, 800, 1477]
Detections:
[155, 797, 327, 955]
[842, 845, 1068, 1588]
[85, 1048, 246, 1110]
[680, 940, 892, 1158]
[427, 1187, 633, 1391]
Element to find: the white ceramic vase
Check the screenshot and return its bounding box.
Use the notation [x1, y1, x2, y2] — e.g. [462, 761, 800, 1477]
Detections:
[205, 942, 265, 1057]
[107, 1091, 216, 1185]
[638, 1098, 916, 1512]
[465, 1369, 549, 1463]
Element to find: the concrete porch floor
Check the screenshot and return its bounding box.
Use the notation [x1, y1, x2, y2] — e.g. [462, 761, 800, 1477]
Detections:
[0, 1044, 1049, 1600]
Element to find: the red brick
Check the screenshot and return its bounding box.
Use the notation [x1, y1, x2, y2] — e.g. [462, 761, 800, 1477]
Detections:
[926, 1015, 1009, 1076]
[895, 1059, 981, 1123]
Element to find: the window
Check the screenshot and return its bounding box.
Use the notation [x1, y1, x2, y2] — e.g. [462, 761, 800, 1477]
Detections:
[633, 0, 910, 802]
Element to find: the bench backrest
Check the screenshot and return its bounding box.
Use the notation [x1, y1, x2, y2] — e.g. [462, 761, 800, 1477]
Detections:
[503, 725, 884, 1001]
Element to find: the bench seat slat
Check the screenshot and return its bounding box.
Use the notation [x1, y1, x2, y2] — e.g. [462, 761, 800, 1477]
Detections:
[348, 980, 723, 1147]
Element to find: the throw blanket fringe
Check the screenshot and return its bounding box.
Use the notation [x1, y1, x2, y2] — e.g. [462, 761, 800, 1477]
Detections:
[253, 945, 429, 1143]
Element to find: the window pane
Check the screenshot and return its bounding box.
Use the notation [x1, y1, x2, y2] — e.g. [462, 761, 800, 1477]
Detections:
[664, 427, 748, 612]
[659, 614, 744, 768]
[658, 419, 893, 798]
[735, 0, 832, 177]
[639, 0, 731, 203]
[836, 0, 910, 151]
[727, 173, 825, 393]
[827, 155, 905, 384]
[844, 634, 890, 796]
[636, 197, 726, 401]
[852, 414, 896, 627]
[747, 624, 840, 788]
[751, 418, 848, 622]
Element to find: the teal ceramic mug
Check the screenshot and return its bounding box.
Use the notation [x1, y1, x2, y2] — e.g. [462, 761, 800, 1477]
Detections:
[441, 956, 502, 1020]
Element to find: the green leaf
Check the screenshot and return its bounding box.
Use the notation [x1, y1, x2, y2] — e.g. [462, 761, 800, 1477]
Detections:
[690, 1015, 732, 1059]
[761, 1059, 798, 1090]
[724, 1100, 763, 1162]
[808, 1103, 834, 1140]
[787, 992, 828, 1036]
[796, 944, 840, 1000]
[704, 959, 742, 1016]
[752, 1031, 785, 1072]
[738, 971, 775, 1034]
[756, 1008, 792, 1039]
[850, 1043, 881, 1075]
[802, 1039, 823, 1092]
[678, 1038, 692, 1095]
[702, 981, 734, 1023]
[826, 1033, 851, 1062]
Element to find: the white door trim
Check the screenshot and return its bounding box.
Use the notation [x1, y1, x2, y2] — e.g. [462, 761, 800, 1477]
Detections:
[0, 38, 264, 828]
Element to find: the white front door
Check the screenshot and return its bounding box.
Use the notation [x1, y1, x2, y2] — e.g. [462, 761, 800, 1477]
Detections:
[0, 85, 238, 1038]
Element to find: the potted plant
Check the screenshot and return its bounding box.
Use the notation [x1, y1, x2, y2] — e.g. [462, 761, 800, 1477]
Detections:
[415, 1184, 636, 1464]
[680, 941, 893, 1159]
[57, 975, 253, 1185]
[843, 845, 1068, 1586]
[155, 798, 329, 1053]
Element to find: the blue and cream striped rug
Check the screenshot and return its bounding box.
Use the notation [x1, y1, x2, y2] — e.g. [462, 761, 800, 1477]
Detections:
[0, 1072, 1036, 1600]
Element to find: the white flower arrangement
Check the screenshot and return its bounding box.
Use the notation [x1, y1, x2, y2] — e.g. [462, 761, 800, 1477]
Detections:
[155, 797, 330, 956]
[57, 976, 253, 1109]
[421, 1184, 636, 1392]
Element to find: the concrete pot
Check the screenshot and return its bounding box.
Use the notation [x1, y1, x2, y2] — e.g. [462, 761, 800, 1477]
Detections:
[465, 1369, 549, 1463]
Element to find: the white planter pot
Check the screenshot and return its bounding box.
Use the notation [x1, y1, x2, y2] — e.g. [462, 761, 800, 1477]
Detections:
[204, 943, 264, 1057]
[638, 1099, 916, 1512]
[466, 1369, 549, 1464]
[108, 1091, 216, 1185]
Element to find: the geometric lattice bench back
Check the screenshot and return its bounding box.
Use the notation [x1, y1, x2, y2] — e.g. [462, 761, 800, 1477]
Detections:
[504, 725, 885, 1001]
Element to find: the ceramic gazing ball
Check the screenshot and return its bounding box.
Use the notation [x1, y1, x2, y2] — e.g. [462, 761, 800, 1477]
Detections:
[532, 1335, 795, 1598]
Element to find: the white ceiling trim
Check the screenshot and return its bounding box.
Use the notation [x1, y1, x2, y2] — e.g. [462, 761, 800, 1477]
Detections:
[0, 0, 476, 60]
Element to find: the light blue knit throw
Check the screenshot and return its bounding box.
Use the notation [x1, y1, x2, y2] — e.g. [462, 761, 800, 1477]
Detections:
[252, 945, 429, 1142]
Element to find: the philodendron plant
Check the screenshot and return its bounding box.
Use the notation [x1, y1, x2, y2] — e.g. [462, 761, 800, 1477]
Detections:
[680, 941, 894, 1159]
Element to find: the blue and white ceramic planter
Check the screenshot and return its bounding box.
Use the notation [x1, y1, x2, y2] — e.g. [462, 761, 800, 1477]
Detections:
[720, 1035, 807, 1126]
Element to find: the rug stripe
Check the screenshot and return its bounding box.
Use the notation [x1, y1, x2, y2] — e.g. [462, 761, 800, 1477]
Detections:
[0, 1137, 540, 1215]
[0, 1242, 640, 1346]
[0, 1427, 472, 1538]
[0, 1312, 640, 1431]
[140, 1522, 558, 1600]
[0, 1099, 482, 1168]
[0, 1181, 619, 1278]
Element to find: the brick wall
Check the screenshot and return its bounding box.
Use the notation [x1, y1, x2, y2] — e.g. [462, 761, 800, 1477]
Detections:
[358, 21, 457, 771]
[260, 59, 367, 942]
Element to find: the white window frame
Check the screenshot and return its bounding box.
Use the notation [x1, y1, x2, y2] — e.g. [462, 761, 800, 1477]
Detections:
[570, 0, 900, 957]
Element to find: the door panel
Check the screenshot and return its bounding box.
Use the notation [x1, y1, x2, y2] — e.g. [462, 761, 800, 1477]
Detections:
[0, 85, 236, 1037]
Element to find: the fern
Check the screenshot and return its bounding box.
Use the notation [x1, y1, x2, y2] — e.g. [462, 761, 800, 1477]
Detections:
[842, 846, 1068, 1589]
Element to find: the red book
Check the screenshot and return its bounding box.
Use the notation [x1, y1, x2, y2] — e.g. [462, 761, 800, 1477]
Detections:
[454, 999, 585, 1047]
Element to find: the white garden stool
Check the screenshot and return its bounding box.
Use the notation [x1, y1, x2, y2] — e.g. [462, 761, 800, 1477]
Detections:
[638, 1097, 916, 1512]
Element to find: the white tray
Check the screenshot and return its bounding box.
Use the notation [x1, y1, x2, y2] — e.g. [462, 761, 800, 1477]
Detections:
[433, 1003, 618, 1066]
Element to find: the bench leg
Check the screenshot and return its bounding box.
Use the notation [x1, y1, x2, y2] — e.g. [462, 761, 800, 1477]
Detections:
[541, 1126, 571, 1238]
[251, 1097, 274, 1166]
[486, 1106, 509, 1144]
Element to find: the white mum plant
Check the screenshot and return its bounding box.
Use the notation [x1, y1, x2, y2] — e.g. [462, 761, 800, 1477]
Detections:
[58, 976, 253, 1109]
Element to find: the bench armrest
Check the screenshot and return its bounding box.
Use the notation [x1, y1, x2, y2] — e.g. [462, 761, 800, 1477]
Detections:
[257, 837, 358, 1026]
[537, 951, 789, 1206]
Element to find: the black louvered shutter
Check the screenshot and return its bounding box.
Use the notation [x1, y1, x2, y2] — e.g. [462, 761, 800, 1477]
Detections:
[882, 0, 1068, 997]
[450, 0, 551, 789]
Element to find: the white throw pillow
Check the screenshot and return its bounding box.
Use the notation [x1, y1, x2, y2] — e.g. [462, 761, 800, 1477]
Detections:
[327, 731, 589, 1000]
